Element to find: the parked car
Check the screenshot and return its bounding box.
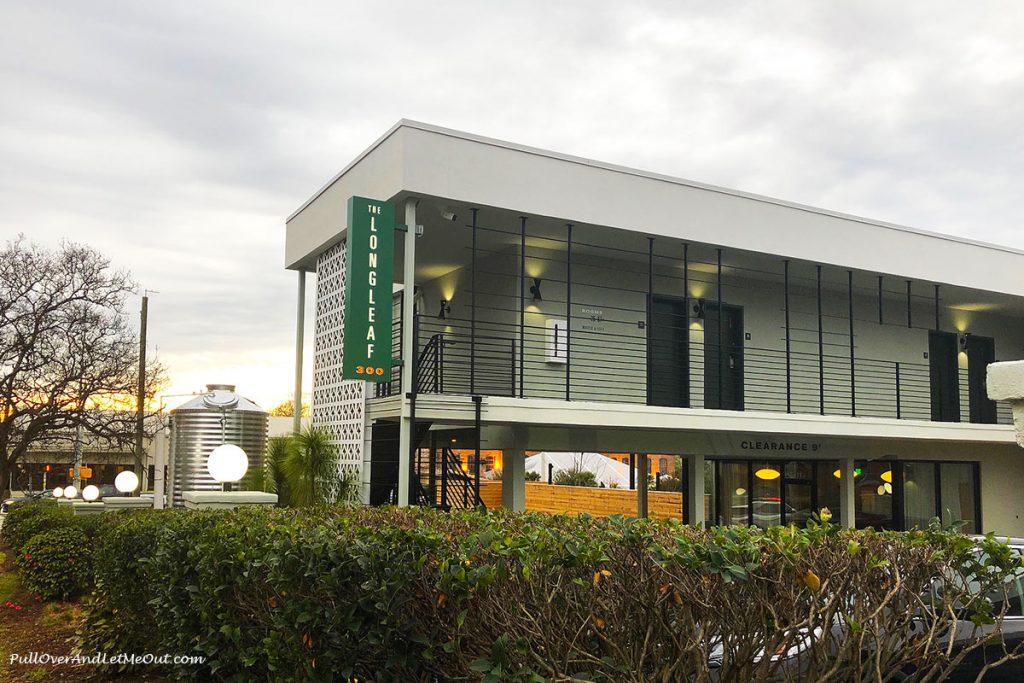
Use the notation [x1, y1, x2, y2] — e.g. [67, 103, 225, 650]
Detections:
[95, 484, 118, 500]
[1, 489, 55, 514]
[943, 537, 1024, 682]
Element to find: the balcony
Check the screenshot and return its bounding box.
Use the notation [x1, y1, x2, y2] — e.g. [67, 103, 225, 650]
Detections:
[370, 212, 1020, 428]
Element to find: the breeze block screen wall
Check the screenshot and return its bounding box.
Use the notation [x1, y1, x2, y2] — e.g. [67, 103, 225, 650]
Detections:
[312, 239, 366, 477]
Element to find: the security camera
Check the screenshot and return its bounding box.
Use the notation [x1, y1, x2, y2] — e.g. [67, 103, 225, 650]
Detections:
[440, 206, 458, 222]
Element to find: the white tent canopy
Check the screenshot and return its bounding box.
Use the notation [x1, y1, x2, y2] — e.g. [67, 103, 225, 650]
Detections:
[521, 451, 637, 488]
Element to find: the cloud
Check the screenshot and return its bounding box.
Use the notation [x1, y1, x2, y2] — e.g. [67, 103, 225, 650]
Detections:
[2, 0, 1022, 406]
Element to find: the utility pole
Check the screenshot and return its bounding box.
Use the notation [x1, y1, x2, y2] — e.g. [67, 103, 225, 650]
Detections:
[73, 423, 82, 489]
[135, 293, 150, 493]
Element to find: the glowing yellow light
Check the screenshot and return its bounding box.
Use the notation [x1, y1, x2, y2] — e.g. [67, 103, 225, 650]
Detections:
[755, 467, 781, 481]
[881, 470, 892, 484]
[833, 468, 861, 479]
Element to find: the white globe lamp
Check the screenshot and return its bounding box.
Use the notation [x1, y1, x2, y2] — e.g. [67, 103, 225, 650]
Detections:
[82, 485, 100, 502]
[53, 486, 64, 498]
[63, 485, 77, 499]
[207, 444, 248, 491]
[115, 470, 140, 494]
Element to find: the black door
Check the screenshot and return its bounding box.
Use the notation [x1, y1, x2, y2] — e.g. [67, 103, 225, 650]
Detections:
[967, 335, 997, 424]
[647, 295, 690, 407]
[705, 302, 744, 410]
[929, 330, 960, 422]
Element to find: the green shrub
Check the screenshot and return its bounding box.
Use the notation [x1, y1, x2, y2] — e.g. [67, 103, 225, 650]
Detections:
[19, 525, 93, 601]
[553, 463, 598, 487]
[0, 500, 70, 555]
[77, 509, 216, 672]
[72, 507, 1024, 682]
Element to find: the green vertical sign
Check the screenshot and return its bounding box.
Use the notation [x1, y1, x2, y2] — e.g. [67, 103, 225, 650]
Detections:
[343, 196, 395, 382]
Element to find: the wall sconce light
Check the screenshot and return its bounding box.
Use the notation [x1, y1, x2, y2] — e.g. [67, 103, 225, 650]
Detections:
[692, 298, 706, 319]
[438, 299, 451, 320]
[958, 332, 970, 350]
[530, 278, 543, 302]
[439, 206, 458, 222]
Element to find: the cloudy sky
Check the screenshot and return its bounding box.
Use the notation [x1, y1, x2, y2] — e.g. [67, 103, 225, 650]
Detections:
[3, 1, 1022, 409]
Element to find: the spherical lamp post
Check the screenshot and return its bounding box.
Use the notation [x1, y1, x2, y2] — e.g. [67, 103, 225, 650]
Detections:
[63, 485, 77, 499]
[82, 485, 100, 502]
[114, 470, 140, 495]
[53, 486, 64, 499]
[207, 444, 248, 492]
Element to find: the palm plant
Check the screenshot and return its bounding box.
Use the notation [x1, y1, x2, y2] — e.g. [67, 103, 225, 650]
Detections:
[263, 435, 293, 507]
[284, 426, 343, 507]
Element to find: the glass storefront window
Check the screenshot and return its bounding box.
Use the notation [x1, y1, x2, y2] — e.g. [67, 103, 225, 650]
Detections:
[903, 462, 937, 530]
[940, 462, 978, 532]
[856, 462, 896, 530]
[816, 462, 841, 520]
[718, 462, 749, 526]
[784, 462, 814, 528]
[709, 458, 977, 533]
[752, 462, 782, 527]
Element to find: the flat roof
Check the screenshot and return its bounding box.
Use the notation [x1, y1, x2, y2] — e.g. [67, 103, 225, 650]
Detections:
[285, 120, 1024, 297]
[290, 119, 1023, 258]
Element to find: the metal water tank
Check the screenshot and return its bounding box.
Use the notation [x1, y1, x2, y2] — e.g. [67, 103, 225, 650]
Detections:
[168, 384, 268, 506]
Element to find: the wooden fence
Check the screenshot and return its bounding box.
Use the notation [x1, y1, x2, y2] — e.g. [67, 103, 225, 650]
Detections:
[477, 480, 686, 521]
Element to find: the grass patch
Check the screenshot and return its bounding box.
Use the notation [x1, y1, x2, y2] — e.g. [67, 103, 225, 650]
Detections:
[0, 550, 18, 605]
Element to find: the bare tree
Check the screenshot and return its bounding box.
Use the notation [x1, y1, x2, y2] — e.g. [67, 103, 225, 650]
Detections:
[0, 237, 165, 497]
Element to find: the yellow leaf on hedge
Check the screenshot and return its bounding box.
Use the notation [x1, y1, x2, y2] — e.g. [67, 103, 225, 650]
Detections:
[672, 590, 683, 606]
[804, 570, 821, 593]
[594, 616, 606, 629]
[659, 583, 671, 594]
[437, 593, 447, 608]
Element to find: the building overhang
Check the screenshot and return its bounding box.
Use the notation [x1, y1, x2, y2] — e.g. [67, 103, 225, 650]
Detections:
[286, 120, 1024, 298]
[369, 394, 1018, 457]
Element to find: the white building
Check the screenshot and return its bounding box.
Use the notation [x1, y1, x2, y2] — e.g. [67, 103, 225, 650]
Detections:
[285, 120, 1024, 534]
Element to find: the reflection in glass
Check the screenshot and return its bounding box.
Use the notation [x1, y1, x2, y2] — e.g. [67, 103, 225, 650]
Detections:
[940, 463, 978, 532]
[784, 462, 814, 528]
[752, 461, 781, 527]
[718, 462, 748, 526]
[903, 462, 937, 530]
[856, 461, 895, 530]
[816, 461, 841, 521]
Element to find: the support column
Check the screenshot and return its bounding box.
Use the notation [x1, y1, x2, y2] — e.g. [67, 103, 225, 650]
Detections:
[686, 454, 705, 526]
[501, 428, 527, 512]
[637, 453, 649, 518]
[293, 268, 306, 434]
[397, 199, 418, 507]
[153, 426, 167, 509]
[839, 456, 856, 529]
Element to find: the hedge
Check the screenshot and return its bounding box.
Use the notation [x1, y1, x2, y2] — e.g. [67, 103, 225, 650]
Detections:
[20, 525, 94, 600]
[65, 506, 1024, 682]
[2, 500, 124, 601]
[1, 499, 68, 554]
